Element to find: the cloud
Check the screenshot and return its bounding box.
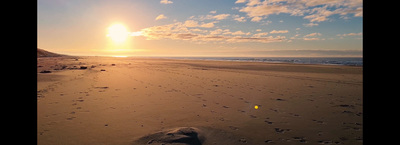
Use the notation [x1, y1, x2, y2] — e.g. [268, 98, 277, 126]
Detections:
[304, 32, 322, 37]
[270, 30, 289, 34]
[194, 14, 232, 21]
[337, 32, 362, 37]
[209, 10, 217, 14]
[235, 0, 363, 24]
[235, 0, 247, 4]
[253, 32, 269, 37]
[138, 22, 286, 43]
[233, 15, 247, 22]
[184, 20, 199, 27]
[160, 0, 173, 4]
[232, 31, 246, 35]
[183, 19, 218, 28]
[130, 31, 143, 36]
[239, 3, 289, 18]
[251, 16, 262, 22]
[200, 22, 215, 28]
[155, 14, 167, 20]
[303, 32, 322, 40]
[303, 22, 319, 27]
[303, 38, 320, 41]
[213, 14, 231, 20]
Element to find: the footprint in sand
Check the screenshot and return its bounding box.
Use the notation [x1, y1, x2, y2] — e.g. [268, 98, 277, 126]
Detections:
[237, 109, 246, 113]
[318, 140, 342, 144]
[292, 137, 308, 143]
[228, 126, 239, 131]
[66, 116, 76, 120]
[312, 119, 325, 124]
[274, 128, 291, 134]
[264, 118, 273, 124]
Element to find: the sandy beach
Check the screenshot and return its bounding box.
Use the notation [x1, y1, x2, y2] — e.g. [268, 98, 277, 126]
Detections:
[37, 56, 362, 145]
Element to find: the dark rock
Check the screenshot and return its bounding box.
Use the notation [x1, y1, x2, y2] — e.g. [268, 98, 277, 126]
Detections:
[80, 66, 88, 69]
[134, 127, 204, 145]
[40, 70, 51, 73]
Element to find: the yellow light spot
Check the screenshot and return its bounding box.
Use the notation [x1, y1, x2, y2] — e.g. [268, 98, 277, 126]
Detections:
[254, 105, 259, 109]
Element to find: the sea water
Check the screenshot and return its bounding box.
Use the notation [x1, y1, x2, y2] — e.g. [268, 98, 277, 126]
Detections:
[160, 57, 363, 66]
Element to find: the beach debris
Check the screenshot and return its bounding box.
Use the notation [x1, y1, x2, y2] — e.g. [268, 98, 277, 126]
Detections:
[111, 64, 116, 66]
[101, 69, 106, 71]
[80, 66, 87, 69]
[39, 70, 51, 73]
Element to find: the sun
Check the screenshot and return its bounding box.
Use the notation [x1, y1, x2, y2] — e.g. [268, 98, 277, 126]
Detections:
[107, 24, 129, 43]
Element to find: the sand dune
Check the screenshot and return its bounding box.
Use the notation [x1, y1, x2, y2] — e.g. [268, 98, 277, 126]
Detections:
[37, 48, 65, 57]
[37, 56, 362, 145]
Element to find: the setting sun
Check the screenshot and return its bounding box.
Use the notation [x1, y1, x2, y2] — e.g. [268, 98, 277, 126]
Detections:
[107, 24, 129, 43]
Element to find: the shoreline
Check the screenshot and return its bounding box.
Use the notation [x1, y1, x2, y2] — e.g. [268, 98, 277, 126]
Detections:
[45, 55, 363, 66]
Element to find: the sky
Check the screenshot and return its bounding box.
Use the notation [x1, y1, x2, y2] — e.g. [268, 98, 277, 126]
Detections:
[38, 0, 362, 57]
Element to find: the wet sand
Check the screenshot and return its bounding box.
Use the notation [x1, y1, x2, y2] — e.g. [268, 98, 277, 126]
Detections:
[37, 56, 362, 145]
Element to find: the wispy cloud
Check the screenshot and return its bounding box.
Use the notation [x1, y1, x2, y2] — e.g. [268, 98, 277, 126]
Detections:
[270, 30, 289, 34]
[235, 0, 247, 4]
[337, 32, 362, 37]
[213, 14, 231, 20]
[155, 14, 167, 20]
[160, 0, 173, 4]
[183, 20, 217, 28]
[303, 32, 322, 40]
[304, 32, 322, 37]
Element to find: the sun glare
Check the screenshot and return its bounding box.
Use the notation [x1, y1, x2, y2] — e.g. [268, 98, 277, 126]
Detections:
[107, 24, 129, 43]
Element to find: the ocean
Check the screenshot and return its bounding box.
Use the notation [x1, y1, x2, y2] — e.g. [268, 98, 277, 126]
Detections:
[160, 57, 363, 66]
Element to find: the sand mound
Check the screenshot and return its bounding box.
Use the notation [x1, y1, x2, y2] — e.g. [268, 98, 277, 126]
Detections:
[132, 127, 248, 145]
